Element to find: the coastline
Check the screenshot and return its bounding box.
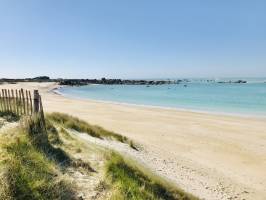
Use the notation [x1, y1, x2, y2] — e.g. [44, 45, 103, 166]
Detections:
[54, 85, 266, 119]
[1, 82, 266, 200]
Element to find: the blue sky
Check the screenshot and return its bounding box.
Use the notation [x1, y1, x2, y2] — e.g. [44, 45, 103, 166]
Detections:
[0, 0, 265, 79]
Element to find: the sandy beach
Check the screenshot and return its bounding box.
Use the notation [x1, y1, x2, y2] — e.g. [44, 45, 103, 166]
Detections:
[1, 82, 266, 200]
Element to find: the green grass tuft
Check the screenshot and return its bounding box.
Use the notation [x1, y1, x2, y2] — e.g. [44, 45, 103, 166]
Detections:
[0, 134, 76, 200]
[47, 112, 129, 143]
[59, 127, 74, 140]
[129, 140, 138, 151]
[46, 119, 62, 145]
[0, 111, 20, 122]
[106, 152, 198, 200]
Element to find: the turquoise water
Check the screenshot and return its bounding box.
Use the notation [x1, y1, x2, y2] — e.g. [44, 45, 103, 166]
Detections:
[58, 80, 266, 116]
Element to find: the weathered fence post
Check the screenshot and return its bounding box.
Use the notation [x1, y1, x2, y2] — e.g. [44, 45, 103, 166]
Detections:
[5, 90, 10, 112]
[18, 90, 22, 115]
[29, 91, 33, 115]
[11, 90, 15, 114]
[2, 89, 6, 112]
[0, 91, 3, 112]
[33, 90, 40, 113]
[21, 89, 26, 115]
[39, 95, 46, 128]
[8, 90, 12, 112]
[25, 90, 29, 115]
[15, 90, 19, 115]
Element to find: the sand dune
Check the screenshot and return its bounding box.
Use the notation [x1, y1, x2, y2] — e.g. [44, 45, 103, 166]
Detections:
[1, 82, 266, 200]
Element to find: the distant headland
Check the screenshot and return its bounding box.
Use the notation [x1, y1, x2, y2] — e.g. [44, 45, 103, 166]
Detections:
[0, 76, 252, 86]
[0, 76, 186, 86]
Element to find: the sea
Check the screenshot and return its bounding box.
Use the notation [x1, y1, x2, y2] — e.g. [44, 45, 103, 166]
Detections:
[57, 78, 266, 117]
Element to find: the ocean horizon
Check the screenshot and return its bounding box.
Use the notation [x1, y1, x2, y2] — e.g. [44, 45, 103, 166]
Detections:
[57, 78, 266, 117]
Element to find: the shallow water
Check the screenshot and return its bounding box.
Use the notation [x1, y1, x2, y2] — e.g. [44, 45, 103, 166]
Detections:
[58, 80, 266, 116]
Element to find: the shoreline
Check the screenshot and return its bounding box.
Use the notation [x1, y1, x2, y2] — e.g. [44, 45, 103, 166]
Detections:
[54, 85, 266, 120]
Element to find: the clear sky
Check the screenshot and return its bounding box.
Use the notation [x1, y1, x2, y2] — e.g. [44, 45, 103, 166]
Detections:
[0, 0, 265, 79]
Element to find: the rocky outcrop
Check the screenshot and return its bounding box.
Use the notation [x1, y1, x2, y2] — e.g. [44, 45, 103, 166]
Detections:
[217, 80, 247, 84]
[58, 78, 181, 86]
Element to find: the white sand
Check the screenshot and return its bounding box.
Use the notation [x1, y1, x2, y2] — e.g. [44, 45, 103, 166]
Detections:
[1, 82, 266, 200]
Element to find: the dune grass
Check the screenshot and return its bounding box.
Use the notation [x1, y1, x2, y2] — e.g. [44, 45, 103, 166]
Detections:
[59, 127, 75, 140]
[0, 111, 20, 122]
[46, 119, 63, 145]
[25, 114, 74, 169]
[0, 136, 76, 200]
[46, 112, 129, 143]
[0, 116, 77, 200]
[105, 152, 197, 200]
[0, 112, 198, 200]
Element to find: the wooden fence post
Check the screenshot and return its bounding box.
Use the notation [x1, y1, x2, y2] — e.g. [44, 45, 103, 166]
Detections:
[7, 90, 12, 113]
[4, 90, 9, 112]
[33, 90, 40, 113]
[39, 95, 46, 128]
[0, 91, 3, 112]
[15, 90, 19, 115]
[21, 89, 26, 115]
[18, 90, 22, 115]
[29, 91, 33, 115]
[11, 90, 15, 114]
[2, 89, 6, 112]
[25, 90, 29, 115]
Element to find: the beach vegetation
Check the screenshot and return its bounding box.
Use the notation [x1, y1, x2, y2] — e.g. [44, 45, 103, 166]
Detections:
[46, 119, 62, 145]
[0, 115, 77, 200]
[0, 111, 20, 122]
[0, 111, 197, 200]
[105, 152, 197, 200]
[46, 112, 131, 144]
